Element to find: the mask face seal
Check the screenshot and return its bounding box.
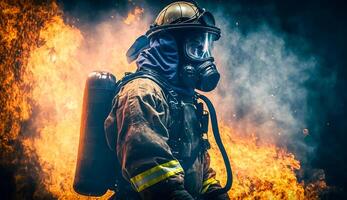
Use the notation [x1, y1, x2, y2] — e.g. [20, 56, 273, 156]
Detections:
[180, 32, 220, 92]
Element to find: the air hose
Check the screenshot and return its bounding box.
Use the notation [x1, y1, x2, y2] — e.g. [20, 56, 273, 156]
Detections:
[196, 93, 233, 196]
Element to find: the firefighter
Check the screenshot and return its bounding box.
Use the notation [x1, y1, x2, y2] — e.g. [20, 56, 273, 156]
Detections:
[105, 1, 229, 200]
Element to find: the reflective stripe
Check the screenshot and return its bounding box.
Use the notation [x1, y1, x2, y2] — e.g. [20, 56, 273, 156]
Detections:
[201, 177, 219, 194]
[130, 160, 184, 192]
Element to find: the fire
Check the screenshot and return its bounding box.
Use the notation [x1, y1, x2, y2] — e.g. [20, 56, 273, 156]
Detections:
[21, 6, 141, 199]
[209, 124, 305, 199]
[124, 7, 144, 25]
[0, 1, 326, 199]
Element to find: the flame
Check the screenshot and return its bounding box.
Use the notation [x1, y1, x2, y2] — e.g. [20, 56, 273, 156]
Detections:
[21, 7, 140, 199]
[124, 7, 144, 25]
[0, 1, 326, 199]
[209, 124, 304, 199]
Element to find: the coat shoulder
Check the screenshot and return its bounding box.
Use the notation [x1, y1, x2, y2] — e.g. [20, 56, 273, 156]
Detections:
[119, 77, 166, 99]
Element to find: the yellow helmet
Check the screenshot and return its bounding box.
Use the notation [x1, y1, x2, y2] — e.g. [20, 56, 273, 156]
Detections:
[146, 1, 221, 40]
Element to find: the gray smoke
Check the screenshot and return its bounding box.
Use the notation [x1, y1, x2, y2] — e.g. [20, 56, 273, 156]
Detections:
[211, 12, 324, 163]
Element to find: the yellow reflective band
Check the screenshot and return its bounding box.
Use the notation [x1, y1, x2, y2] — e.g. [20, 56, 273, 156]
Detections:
[201, 177, 219, 194]
[130, 160, 184, 192]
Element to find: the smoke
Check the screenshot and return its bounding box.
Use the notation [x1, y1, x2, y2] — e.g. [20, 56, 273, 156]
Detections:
[68, 7, 151, 78]
[210, 7, 335, 168]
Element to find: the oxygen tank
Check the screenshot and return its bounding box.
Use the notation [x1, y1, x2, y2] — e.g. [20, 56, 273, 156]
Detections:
[73, 71, 117, 196]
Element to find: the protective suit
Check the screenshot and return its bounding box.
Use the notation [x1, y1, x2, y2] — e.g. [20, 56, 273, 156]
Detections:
[106, 77, 227, 200]
[105, 1, 230, 200]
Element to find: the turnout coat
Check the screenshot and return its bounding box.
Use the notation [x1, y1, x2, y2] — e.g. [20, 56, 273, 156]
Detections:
[105, 77, 229, 200]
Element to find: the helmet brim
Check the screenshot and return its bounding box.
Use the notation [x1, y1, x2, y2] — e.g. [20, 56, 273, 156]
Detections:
[146, 23, 221, 41]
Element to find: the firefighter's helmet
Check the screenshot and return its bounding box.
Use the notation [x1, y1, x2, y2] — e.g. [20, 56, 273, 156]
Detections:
[146, 1, 221, 40]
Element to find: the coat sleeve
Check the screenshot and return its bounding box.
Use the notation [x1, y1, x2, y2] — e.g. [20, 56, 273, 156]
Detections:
[114, 78, 194, 200]
[201, 152, 230, 200]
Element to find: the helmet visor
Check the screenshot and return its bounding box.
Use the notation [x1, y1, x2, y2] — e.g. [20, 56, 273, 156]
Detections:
[185, 32, 215, 60]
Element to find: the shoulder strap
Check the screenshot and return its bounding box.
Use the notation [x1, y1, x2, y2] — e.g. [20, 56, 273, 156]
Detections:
[115, 70, 180, 111]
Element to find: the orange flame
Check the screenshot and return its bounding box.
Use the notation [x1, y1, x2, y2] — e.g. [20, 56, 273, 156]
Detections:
[124, 7, 144, 25]
[210, 124, 304, 199]
[0, 1, 326, 199]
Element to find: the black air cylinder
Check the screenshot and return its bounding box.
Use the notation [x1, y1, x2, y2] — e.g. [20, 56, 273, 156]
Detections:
[73, 71, 117, 196]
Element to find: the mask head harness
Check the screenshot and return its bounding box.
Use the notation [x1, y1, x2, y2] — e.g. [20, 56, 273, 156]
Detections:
[127, 1, 222, 92]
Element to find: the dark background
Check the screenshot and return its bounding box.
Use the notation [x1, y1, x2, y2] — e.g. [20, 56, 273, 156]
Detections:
[59, 0, 347, 197]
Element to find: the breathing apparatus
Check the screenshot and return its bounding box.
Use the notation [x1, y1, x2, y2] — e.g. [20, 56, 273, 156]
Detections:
[171, 30, 219, 92]
[126, 0, 233, 195]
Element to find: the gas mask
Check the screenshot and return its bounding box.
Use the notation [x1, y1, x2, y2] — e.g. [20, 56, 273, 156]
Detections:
[179, 32, 220, 92]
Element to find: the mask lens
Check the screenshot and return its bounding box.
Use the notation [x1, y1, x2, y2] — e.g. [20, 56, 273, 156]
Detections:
[185, 32, 214, 60]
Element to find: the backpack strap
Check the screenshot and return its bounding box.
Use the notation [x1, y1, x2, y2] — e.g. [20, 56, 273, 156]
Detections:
[115, 69, 180, 111]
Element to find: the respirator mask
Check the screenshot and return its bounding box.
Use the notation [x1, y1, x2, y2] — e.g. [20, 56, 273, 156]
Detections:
[180, 32, 220, 92]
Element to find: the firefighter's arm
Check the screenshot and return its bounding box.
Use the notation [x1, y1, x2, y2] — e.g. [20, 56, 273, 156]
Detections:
[115, 78, 194, 200]
[201, 152, 230, 200]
